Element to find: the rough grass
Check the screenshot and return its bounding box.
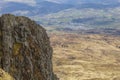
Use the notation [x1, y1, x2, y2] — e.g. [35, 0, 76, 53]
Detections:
[0, 69, 14, 80]
[50, 33, 120, 80]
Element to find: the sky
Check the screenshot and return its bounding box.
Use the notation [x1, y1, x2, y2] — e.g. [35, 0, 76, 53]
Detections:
[0, 0, 65, 6]
[0, 0, 119, 6]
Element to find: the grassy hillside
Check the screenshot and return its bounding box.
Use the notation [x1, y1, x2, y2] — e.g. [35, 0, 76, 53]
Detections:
[0, 69, 14, 80]
[50, 33, 120, 80]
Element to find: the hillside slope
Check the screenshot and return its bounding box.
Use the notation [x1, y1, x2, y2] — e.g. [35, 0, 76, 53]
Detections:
[50, 33, 120, 80]
[0, 68, 14, 80]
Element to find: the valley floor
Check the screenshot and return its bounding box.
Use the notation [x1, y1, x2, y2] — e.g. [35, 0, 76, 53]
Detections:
[50, 33, 120, 80]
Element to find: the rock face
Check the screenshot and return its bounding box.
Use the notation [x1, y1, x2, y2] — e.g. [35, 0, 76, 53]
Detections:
[0, 14, 57, 80]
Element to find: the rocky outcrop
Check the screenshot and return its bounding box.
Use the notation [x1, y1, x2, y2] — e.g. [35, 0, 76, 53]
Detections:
[0, 14, 58, 80]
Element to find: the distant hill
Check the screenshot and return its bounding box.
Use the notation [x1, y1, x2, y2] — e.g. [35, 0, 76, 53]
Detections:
[1, 2, 34, 16]
[35, 1, 73, 15]
[0, 0, 120, 30]
[35, 7, 120, 30]
[46, 0, 120, 4]
[0, 1, 73, 16]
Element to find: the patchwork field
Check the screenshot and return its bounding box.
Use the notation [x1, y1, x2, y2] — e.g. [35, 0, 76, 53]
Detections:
[50, 33, 120, 80]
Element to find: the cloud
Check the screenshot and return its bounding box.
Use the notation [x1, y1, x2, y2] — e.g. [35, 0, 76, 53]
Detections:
[3, 0, 37, 6]
[46, 0, 65, 3]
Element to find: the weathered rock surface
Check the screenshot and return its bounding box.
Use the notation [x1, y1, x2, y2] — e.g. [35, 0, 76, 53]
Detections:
[0, 14, 58, 80]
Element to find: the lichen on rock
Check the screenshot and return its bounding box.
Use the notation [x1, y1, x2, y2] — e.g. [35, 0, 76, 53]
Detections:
[13, 43, 22, 56]
[0, 14, 58, 80]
